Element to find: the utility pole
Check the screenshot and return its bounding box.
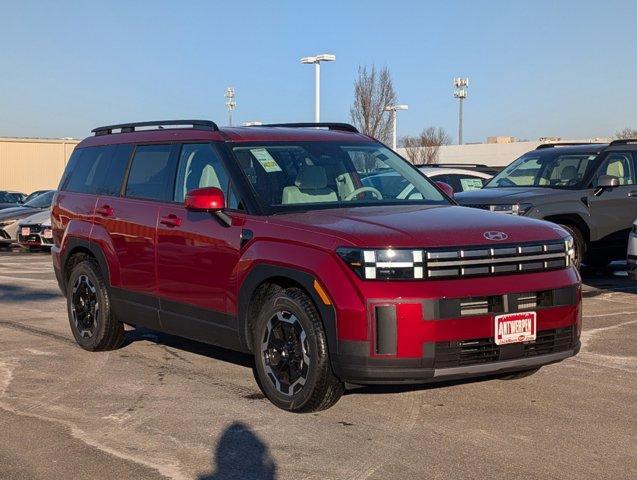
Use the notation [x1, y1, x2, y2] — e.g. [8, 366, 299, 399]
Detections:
[453, 77, 469, 145]
[225, 87, 236, 126]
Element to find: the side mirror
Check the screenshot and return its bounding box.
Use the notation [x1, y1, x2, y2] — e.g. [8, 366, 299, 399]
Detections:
[595, 175, 620, 188]
[185, 187, 225, 212]
[435, 181, 454, 198]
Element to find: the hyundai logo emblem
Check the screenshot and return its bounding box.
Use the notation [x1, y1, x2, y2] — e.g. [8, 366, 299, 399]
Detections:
[483, 231, 509, 241]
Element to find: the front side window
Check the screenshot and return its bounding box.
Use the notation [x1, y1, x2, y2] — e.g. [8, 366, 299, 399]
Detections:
[486, 153, 599, 189]
[125, 145, 176, 201]
[593, 152, 635, 185]
[174, 143, 230, 202]
[231, 142, 447, 213]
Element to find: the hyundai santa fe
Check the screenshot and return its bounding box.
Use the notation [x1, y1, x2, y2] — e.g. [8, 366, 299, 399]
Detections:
[52, 120, 581, 412]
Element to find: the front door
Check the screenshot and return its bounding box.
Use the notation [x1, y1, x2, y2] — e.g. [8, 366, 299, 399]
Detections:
[587, 151, 637, 243]
[156, 143, 243, 348]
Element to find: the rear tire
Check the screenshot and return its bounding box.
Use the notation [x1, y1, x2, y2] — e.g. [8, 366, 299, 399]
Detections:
[66, 258, 125, 351]
[559, 224, 584, 269]
[252, 287, 344, 413]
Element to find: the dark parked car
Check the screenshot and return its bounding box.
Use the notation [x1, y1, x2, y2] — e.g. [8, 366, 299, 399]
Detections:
[0, 190, 26, 210]
[52, 120, 580, 412]
[455, 142, 637, 268]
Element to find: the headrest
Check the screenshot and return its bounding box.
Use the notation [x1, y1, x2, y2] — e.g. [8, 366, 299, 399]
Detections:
[295, 166, 327, 190]
[561, 165, 578, 180]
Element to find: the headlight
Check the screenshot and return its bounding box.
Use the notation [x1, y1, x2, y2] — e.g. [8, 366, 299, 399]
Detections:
[337, 248, 424, 280]
[564, 235, 576, 266]
[489, 203, 532, 215]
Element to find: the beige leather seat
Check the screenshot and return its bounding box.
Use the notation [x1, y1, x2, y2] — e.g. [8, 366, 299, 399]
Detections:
[282, 166, 337, 204]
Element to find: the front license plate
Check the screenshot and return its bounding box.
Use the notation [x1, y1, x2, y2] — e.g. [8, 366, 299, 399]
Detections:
[21, 227, 30, 236]
[494, 311, 536, 345]
[43, 229, 53, 239]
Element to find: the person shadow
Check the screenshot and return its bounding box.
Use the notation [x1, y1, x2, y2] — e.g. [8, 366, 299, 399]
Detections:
[198, 422, 277, 480]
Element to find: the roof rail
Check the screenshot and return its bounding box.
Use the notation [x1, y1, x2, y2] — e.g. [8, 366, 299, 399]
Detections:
[92, 120, 219, 136]
[607, 138, 637, 147]
[535, 142, 606, 150]
[254, 122, 359, 133]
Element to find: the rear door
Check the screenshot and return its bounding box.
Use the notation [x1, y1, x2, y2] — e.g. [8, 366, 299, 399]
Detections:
[587, 151, 637, 241]
[156, 142, 243, 348]
[98, 143, 179, 329]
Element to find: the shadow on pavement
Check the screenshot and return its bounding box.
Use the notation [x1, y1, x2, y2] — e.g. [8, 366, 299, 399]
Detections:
[0, 283, 61, 302]
[123, 327, 254, 369]
[580, 261, 636, 296]
[198, 422, 277, 480]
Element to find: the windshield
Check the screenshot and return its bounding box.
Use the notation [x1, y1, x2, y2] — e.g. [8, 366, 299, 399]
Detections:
[24, 190, 55, 208]
[232, 142, 448, 212]
[0, 192, 23, 203]
[485, 153, 599, 189]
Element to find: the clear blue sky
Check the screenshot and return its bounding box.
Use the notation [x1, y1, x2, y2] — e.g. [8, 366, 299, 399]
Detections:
[1, 0, 636, 142]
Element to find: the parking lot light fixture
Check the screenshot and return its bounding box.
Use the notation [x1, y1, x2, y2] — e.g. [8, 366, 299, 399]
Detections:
[384, 104, 409, 149]
[300, 54, 336, 122]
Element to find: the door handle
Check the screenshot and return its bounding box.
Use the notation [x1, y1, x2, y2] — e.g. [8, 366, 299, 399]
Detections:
[160, 214, 182, 227]
[95, 205, 114, 217]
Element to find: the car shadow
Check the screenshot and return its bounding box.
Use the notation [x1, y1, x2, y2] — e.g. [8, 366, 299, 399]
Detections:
[580, 261, 636, 296]
[123, 327, 254, 369]
[197, 422, 277, 480]
[0, 283, 61, 303]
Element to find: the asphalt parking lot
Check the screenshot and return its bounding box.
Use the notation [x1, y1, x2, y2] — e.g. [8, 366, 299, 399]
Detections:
[0, 249, 635, 480]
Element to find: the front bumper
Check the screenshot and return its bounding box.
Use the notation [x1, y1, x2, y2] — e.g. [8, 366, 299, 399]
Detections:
[18, 224, 53, 248]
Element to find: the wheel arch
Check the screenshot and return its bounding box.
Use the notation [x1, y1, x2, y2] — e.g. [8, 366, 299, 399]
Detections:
[238, 264, 341, 375]
[60, 238, 111, 295]
[543, 213, 590, 244]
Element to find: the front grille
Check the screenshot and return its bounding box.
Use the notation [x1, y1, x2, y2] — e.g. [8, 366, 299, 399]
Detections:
[434, 326, 574, 369]
[23, 224, 42, 234]
[425, 240, 568, 279]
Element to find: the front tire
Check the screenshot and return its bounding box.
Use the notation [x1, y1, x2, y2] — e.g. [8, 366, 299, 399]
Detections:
[66, 258, 125, 351]
[252, 287, 344, 413]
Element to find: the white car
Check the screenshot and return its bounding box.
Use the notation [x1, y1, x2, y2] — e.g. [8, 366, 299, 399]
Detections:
[362, 166, 492, 200]
[628, 218, 637, 280]
[17, 209, 53, 250]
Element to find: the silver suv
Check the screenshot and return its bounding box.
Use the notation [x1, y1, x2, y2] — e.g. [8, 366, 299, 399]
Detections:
[455, 141, 637, 268]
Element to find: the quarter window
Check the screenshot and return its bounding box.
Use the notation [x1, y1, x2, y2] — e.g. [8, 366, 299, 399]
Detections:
[62, 146, 115, 194]
[125, 145, 177, 201]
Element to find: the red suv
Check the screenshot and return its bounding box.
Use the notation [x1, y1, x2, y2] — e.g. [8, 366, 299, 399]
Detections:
[52, 120, 581, 412]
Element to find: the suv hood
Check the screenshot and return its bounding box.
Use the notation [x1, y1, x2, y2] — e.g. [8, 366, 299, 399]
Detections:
[268, 205, 567, 248]
[0, 206, 39, 222]
[19, 209, 51, 226]
[455, 187, 571, 205]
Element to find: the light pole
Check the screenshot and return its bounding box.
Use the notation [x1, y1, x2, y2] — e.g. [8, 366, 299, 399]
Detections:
[453, 77, 468, 144]
[300, 54, 336, 122]
[225, 87, 236, 126]
[384, 104, 409, 150]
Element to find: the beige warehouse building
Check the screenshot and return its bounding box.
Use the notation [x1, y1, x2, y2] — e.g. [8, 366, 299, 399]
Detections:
[0, 137, 80, 194]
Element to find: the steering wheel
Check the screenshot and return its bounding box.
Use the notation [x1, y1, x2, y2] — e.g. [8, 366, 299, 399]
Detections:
[344, 187, 383, 201]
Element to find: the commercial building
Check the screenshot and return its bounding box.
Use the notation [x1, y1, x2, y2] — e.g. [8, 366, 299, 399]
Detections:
[0, 137, 79, 194]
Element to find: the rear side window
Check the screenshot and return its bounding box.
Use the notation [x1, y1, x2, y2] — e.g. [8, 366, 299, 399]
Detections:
[61, 146, 115, 193]
[125, 145, 177, 201]
[97, 144, 134, 196]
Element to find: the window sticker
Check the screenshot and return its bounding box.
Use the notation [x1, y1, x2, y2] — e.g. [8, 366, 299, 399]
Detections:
[460, 178, 484, 191]
[250, 148, 282, 173]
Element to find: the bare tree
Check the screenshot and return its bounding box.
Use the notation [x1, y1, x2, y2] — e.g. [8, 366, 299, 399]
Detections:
[400, 127, 451, 165]
[615, 127, 637, 139]
[349, 66, 396, 144]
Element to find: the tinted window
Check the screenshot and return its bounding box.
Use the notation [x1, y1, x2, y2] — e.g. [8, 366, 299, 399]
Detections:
[63, 146, 115, 194]
[174, 144, 230, 202]
[593, 152, 635, 185]
[125, 145, 176, 201]
[98, 144, 134, 196]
